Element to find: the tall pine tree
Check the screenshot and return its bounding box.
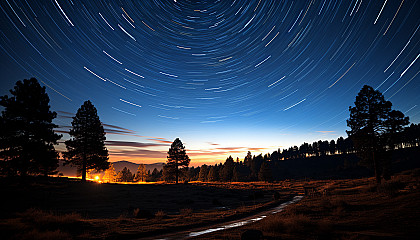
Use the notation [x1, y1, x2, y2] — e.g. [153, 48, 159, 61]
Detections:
[0, 78, 61, 176]
[64, 100, 109, 181]
[347, 85, 408, 184]
[134, 164, 147, 182]
[103, 163, 117, 183]
[166, 138, 190, 184]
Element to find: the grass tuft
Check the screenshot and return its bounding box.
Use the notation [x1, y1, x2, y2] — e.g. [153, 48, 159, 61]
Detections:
[19, 208, 82, 229]
[180, 208, 193, 216]
[155, 210, 167, 219]
[16, 229, 72, 240]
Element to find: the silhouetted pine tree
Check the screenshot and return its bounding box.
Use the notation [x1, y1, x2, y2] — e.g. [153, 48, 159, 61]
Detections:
[103, 163, 117, 183]
[198, 164, 208, 181]
[383, 110, 409, 149]
[329, 140, 336, 155]
[244, 151, 252, 167]
[116, 167, 133, 182]
[336, 137, 345, 154]
[258, 161, 272, 182]
[0, 78, 61, 176]
[134, 164, 147, 182]
[221, 156, 234, 182]
[403, 123, 420, 147]
[166, 138, 190, 184]
[207, 166, 218, 182]
[347, 85, 408, 184]
[149, 168, 160, 182]
[249, 154, 263, 180]
[64, 100, 109, 182]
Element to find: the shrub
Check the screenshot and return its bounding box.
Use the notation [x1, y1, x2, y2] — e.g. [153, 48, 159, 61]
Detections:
[155, 210, 167, 219]
[180, 208, 193, 216]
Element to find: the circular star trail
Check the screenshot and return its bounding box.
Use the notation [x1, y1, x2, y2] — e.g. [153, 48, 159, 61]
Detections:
[0, 0, 419, 155]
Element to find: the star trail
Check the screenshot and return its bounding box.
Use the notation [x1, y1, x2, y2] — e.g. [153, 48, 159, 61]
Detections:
[0, 0, 419, 165]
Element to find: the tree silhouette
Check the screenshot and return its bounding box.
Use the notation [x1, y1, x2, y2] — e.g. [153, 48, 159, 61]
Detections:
[0, 78, 61, 176]
[103, 163, 117, 183]
[116, 167, 133, 182]
[244, 151, 252, 167]
[198, 164, 208, 182]
[207, 166, 218, 182]
[329, 140, 336, 155]
[347, 85, 408, 184]
[149, 168, 160, 182]
[383, 110, 409, 149]
[221, 156, 234, 182]
[134, 164, 148, 182]
[64, 100, 109, 182]
[403, 123, 420, 147]
[258, 161, 272, 182]
[166, 138, 190, 184]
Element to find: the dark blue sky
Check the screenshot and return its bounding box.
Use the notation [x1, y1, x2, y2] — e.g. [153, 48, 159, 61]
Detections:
[1, 0, 419, 165]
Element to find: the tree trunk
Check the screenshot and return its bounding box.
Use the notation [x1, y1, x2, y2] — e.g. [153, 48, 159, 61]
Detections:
[373, 151, 381, 185]
[175, 159, 179, 184]
[82, 156, 87, 182]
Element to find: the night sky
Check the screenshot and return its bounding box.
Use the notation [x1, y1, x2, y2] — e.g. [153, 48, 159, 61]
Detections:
[1, 0, 419, 165]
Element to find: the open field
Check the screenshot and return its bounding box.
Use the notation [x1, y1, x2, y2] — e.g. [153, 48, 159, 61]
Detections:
[193, 169, 420, 240]
[1, 169, 419, 239]
[0, 178, 294, 239]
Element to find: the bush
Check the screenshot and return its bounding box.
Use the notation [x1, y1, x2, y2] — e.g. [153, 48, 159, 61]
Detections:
[180, 208, 193, 216]
[155, 210, 167, 219]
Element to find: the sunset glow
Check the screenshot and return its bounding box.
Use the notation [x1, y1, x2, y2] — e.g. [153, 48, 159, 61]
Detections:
[1, 0, 419, 168]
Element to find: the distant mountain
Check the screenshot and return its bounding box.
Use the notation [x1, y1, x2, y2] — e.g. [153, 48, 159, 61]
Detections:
[113, 161, 165, 174]
[57, 160, 165, 177]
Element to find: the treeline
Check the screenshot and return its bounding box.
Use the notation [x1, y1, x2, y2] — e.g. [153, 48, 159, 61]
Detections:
[101, 163, 164, 183]
[264, 122, 420, 161]
[164, 124, 420, 183]
[2, 79, 419, 183]
[111, 122, 419, 183]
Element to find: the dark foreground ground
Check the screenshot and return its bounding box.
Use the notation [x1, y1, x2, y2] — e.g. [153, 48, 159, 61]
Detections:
[193, 169, 420, 240]
[0, 178, 294, 239]
[1, 169, 419, 239]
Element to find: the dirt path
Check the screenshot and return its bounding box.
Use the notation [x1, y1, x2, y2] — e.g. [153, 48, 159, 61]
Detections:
[141, 195, 303, 240]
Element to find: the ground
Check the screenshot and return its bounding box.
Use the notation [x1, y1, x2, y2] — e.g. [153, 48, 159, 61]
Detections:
[193, 170, 420, 240]
[1, 170, 419, 239]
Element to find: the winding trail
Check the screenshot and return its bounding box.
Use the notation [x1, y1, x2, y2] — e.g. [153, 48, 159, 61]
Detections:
[144, 195, 303, 240]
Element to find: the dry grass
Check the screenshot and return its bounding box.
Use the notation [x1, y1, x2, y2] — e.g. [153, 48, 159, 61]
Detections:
[155, 210, 167, 219]
[193, 169, 420, 240]
[1, 209, 84, 240]
[15, 229, 72, 240]
[180, 208, 193, 216]
[18, 208, 82, 227]
[2, 170, 419, 239]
